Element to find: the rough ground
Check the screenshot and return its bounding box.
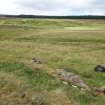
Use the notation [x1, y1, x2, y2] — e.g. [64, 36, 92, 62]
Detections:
[0, 18, 105, 105]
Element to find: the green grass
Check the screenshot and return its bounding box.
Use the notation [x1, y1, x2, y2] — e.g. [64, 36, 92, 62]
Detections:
[0, 62, 63, 90]
[0, 18, 105, 105]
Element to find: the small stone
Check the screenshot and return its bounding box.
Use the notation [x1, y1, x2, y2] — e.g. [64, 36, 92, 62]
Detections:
[32, 58, 42, 64]
[62, 81, 68, 85]
[31, 95, 45, 105]
[95, 65, 105, 72]
[72, 85, 77, 88]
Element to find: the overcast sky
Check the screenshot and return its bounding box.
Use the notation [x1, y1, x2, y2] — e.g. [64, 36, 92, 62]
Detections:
[0, 0, 105, 15]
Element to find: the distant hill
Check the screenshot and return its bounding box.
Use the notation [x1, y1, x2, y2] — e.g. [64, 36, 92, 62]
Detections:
[0, 14, 105, 19]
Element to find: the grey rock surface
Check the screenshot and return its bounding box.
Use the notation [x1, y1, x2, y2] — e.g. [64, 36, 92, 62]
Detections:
[53, 69, 89, 91]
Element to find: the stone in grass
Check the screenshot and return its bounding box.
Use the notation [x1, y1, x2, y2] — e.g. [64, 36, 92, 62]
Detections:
[53, 69, 90, 91]
[31, 95, 45, 105]
[95, 65, 105, 72]
[62, 81, 68, 85]
[32, 58, 42, 64]
[93, 86, 105, 96]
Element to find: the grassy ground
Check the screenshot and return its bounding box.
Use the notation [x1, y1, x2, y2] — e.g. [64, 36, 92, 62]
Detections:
[0, 18, 105, 105]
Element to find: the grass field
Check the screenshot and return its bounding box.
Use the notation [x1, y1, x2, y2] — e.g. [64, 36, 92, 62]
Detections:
[0, 18, 105, 105]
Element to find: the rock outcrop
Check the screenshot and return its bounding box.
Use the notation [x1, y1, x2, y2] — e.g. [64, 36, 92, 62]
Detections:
[52, 69, 90, 91]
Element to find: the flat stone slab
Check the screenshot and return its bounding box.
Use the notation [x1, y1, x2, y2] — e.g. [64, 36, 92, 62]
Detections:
[52, 69, 89, 91]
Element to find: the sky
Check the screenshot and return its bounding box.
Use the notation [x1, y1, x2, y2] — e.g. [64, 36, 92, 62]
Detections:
[0, 0, 105, 16]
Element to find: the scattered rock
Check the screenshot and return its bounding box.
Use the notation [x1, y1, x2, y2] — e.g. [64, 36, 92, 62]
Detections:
[95, 65, 105, 72]
[32, 58, 42, 64]
[53, 69, 90, 91]
[93, 86, 105, 96]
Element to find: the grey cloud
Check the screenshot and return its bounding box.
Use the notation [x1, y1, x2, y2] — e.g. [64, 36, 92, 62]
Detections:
[16, 0, 70, 11]
[10, 0, 105, 15]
